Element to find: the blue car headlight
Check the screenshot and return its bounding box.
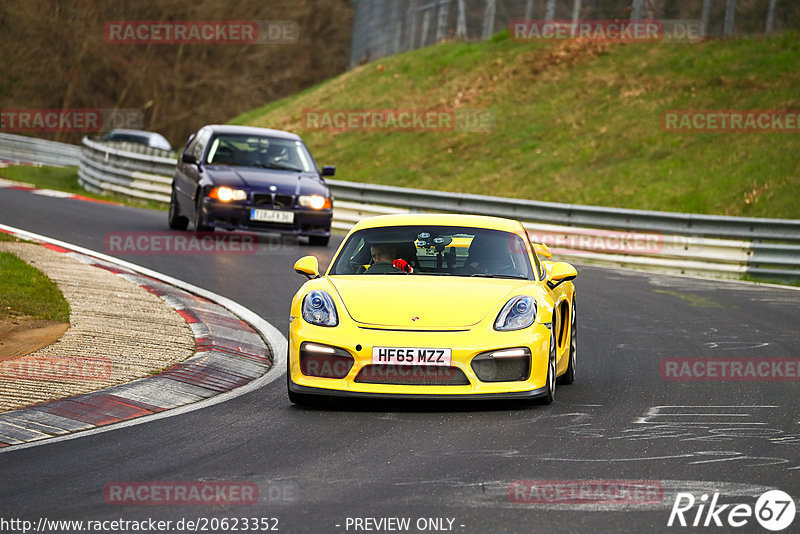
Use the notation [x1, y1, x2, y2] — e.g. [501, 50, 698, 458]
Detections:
[302, 290, 338, 327]
[495, 296, 537, 331]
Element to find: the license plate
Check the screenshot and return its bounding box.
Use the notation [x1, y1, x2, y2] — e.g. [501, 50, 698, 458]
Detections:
[372, 347, 452, 366]
[250, 209, 294, 224]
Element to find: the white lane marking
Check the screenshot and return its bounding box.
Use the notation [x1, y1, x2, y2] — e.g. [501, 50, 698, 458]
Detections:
[0, 223, 287, 455]
[540, 454, 694, 462]
[31, 189, 74, 198]
[703, 341, 770, 350]
[688, 453, 789, 466]
[634, 405, 778, 425]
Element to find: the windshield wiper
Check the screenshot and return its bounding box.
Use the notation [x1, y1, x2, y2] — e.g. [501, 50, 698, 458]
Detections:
[254, 162, 304, 172]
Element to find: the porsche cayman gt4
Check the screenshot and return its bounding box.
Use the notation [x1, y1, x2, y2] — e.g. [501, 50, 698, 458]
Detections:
[288, 214, 577, 404]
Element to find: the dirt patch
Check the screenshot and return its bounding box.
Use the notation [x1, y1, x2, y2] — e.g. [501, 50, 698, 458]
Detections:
[0, 317, 69, 360]
[526, 39, 612, 75]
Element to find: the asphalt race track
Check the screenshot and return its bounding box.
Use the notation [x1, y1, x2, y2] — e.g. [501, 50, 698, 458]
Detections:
[1, 188, 798, 534]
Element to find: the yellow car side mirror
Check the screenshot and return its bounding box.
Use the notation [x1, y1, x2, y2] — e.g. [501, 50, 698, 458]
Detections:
[532, 242, 552, 259]
[546, 262, 577, 289]
[294, 256, 320, 279]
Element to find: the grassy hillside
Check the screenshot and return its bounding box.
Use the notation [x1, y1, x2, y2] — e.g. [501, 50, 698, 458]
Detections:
[233, 31, 800, 219]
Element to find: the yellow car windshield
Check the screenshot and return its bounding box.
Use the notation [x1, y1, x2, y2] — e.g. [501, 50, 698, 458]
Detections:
[329, 225, 533, 279]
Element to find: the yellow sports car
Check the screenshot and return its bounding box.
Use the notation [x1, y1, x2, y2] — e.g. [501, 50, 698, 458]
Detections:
[288, 214, 577, 404]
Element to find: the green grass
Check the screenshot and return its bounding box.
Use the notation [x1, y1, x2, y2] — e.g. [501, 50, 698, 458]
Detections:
[0, 165, 166, 211]
[741, 274, 800, 288]
[232, 31, 800, 219]
[0, 251, 70, 322]
[0, 233, 33, 244]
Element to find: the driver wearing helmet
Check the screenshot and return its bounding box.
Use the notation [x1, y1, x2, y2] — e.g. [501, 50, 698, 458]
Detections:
[365, 243, 413, 273]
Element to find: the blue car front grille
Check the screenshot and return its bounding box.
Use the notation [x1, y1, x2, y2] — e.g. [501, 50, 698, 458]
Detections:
[253, 193, 294, 208]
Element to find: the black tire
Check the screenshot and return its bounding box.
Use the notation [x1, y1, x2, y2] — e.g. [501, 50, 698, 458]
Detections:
[558, 297, 577, 385]
[168, 189, 189, 230]
[193, 193, 213, 232]
[307, 235, 330, 247]
[538, 330, 557, 405]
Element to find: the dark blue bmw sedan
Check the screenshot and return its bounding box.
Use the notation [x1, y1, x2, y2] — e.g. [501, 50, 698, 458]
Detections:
[169, 124, 334, 246]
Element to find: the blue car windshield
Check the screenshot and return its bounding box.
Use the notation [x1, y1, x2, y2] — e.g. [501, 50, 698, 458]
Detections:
[329, 225, 535, 279]
[205, 134, 316, 172]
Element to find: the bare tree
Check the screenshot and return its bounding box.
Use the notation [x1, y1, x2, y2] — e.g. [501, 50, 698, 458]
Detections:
[0, 0, 353, 144]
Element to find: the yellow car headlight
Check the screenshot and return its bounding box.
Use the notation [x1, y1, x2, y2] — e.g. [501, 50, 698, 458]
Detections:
[302, 290, 338, 327]
[495, 296, 537, 331]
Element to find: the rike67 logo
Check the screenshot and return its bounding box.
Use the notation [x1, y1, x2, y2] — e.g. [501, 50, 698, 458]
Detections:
[668, 490, 796, 531]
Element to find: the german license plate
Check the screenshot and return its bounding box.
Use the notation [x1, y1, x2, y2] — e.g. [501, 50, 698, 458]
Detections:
[250, 209, 294, 224]
[372, 347, 452, 366]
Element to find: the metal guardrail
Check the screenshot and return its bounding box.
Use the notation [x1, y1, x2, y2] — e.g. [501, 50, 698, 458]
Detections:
[78, 137, 175, 202]
[74, 136, 800, 283]
[329, 180, 800, 244]
[0, 133, 82, 167]
[3, 134, 799, 283]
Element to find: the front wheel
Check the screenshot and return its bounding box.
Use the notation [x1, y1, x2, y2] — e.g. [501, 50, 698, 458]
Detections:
[193, 194, 213, 232]
[538, 330, 557, 405]
[558, 297, 577, 385]
[168, 189, 189, 230]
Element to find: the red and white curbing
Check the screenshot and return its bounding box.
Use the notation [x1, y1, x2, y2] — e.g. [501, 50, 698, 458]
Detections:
[0, 224, 286, 451]
[0, 177, 121, 205]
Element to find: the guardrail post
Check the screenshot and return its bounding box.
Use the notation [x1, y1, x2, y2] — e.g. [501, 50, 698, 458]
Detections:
[435, 0, 450, 42]
[701, 0, 712, 36]
[545, 0, 556, 21]
[456, 0, 467, 39]
[481, 0, 497, 40]
[765, 0, 777, 33]
[724, 0, 737, 37]
[407, 0, 418, 50]
[420, 7, 432, 47]
[631, 0, 644, 20]
[524, 0, 535, 21]
[572, 0, 582, 23]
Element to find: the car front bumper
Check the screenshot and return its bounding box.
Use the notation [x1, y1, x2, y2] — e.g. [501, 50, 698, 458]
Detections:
[288, 319, 553, 399]
[201, 199, 332, 236]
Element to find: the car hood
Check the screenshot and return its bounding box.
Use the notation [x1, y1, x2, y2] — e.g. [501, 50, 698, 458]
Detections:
[206, 167, 327, 195]
[328, 276, 528, 329]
